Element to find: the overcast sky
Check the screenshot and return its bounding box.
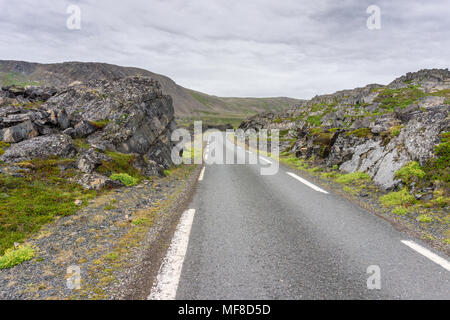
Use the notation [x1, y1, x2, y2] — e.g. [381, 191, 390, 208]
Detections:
[0, 0, 449, 98]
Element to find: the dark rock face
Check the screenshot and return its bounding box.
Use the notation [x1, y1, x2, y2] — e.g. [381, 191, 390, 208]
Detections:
[43, 76, 175, 166]
[239, 69, 450, 190]
[0, 76, 177, 187]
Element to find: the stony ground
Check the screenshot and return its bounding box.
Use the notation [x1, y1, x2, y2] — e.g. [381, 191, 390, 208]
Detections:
[0, 164, 200, 300]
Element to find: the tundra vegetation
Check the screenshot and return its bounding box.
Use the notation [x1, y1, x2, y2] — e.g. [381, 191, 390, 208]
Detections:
[0, 76, 179, 267]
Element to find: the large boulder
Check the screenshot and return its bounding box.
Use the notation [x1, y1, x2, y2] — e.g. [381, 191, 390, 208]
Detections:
[0, 120, 39, 143]
[0, 134, 77, 163]
[44, 76, 175, 168]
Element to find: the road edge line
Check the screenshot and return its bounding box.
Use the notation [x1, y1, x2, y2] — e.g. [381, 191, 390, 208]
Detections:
[286, 172, 329, 194]
[401, 240, 450, 272]
[148, 208, 196, 300]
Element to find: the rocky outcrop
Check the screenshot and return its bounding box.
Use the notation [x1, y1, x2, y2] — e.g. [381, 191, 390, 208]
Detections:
[0, 76, 177, 188]
[0, 134, 77, 163]
[240, 69, 450, 190]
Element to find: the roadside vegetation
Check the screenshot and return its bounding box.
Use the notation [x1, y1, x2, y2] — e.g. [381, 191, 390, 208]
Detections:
[0, 245, 35, 269]
[0, 146, 163, 258]
[0, 158, 97, 256]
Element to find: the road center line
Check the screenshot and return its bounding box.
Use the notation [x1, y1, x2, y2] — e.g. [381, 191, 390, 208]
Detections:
[286, 172, 329, 194]
[401, 240, 450, 271]
[198, 167, 205, 181]
[148, 209, 196, 300]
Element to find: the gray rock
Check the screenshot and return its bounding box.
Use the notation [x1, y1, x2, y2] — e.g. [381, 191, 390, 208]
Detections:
[131, 155, 163, 177]
[415, 96, 446, 109]
[78, 173, 124, 190]
[73, 120, 98, 138]
[76, 148, 111, 173]
[1, 120, 39, 143]
[0, 134, 77, 163]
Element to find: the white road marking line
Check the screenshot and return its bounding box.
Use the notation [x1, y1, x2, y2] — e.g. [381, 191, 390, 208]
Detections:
[401, 240, 450, 272]
[259, 157, 272, 164]
[148, 209, 196, 300]
[286, 172, 329, 194]
[204, 154, 208, 161]
[198, 167, 205, 181]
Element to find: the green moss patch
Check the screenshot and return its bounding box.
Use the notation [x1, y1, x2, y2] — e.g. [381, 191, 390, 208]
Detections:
[346, 128, 373, 138]
[0, 141, 10, 155]
[335, 172, 371, 184]
[392, 206, 408, 216]
[90, 120, 110, 129]
[97, 151, 143, 182]
[110, 173, 139, 187]
[380, 188, 415, 207]
[306, 115, 322, 127]
[374, 85, 425, 111]
[0, 245, 35, 269]
[395, 161, 425, 186]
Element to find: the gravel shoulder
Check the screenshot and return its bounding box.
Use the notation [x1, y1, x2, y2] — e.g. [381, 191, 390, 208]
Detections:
[0, 164, 201, 300]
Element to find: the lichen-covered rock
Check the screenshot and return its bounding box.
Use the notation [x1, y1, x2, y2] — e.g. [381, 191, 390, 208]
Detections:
[0, 134, 77, 163]
[0, 120, 39, 143]
[44, 76, 175, 167]
[77, 173, 124, 190]
[76, 149, 111, 174]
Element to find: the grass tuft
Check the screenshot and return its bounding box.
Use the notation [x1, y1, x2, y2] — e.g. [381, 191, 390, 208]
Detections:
[335, 172, 371, 184]
[380, 188, 415, 207]
[0, 245, 35, 269]
[395, 161, 425, 186]
[392, 206, 408, 216]
[109, 173, 139, 187]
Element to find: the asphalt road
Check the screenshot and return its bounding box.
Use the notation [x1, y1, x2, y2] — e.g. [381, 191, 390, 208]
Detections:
[157, 133, 450, 299]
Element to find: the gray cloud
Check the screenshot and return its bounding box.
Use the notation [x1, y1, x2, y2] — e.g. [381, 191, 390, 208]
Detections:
[0, 0, 449, 98]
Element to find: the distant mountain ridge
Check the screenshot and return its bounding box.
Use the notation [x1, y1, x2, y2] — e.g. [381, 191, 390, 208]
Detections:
[0, 60, 303, 117]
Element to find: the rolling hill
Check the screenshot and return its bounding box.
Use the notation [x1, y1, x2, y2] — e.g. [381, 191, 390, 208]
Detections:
[0, 60, 303, 122]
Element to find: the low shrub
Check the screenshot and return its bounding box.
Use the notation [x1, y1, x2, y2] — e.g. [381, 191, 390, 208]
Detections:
[392, 206, 408, 216]
[380, 188, 415, 207]
[110, 173, 139, 187]
[395, 161, 425, 185]
[417, 214, 433, 223]
[0, 245, 35, 269]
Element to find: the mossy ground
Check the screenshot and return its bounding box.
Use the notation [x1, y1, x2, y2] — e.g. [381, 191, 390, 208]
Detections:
[97, 151, 146, 183]
[374, 85, 426, 111]
[0, 158, 97, 255]
[0, 141, 10, 155]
